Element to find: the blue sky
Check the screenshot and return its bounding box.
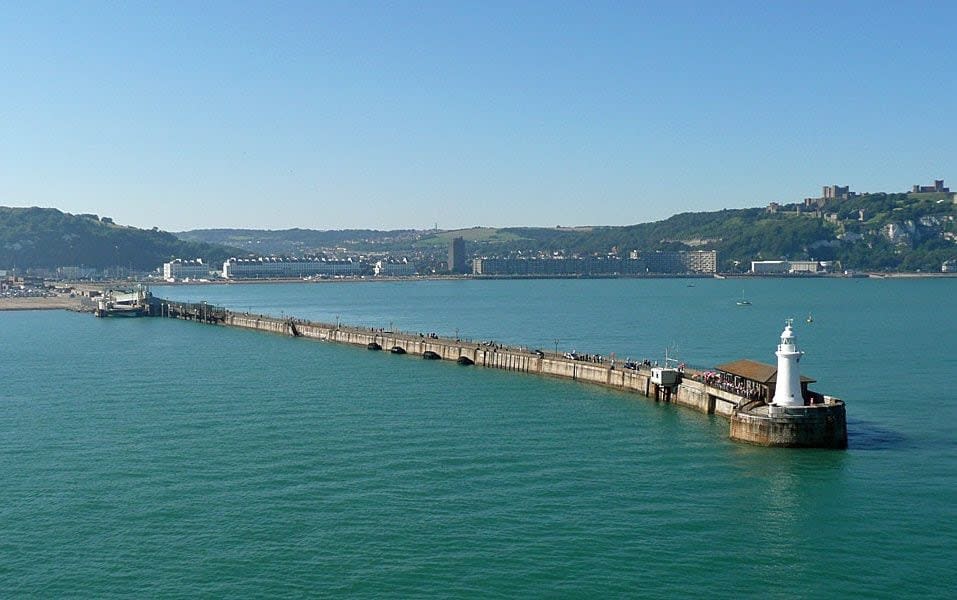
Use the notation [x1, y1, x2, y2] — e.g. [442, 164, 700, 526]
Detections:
[1, 1, 955, 231]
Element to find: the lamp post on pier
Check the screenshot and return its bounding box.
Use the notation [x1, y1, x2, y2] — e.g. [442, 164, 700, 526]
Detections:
[554, 339, 560, 356]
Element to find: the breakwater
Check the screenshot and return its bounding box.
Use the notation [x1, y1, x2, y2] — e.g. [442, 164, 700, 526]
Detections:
[148, 296, 847, 448]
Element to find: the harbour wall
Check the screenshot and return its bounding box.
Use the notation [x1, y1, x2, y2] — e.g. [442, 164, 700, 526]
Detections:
[730, 403, 848, 449]
[224, 311, 656, 391]
[150, 298, 846, 448]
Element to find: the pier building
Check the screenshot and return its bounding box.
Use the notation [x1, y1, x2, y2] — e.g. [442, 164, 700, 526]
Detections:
[373, 259, 416, 277]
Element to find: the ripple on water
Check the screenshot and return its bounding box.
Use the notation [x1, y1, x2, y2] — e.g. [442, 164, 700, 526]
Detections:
[2, 282, 956, 597]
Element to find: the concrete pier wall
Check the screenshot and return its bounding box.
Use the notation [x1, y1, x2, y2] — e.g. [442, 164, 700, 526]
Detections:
[729, 402, 848, 448]
[223, 311, 657, 395]
[154, 299, 845, 449]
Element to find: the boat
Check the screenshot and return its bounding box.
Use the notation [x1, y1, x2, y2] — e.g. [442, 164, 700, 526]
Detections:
[736, 291, 751, 306]
[390, 346, 406, 354]
[367, 342, 382, 351]
[93, 288, 151, 318]
[94, 302, 147, 317]
[456, 356, 474, 366]
[806, 314, 813, 324]
[423, 350, 441, 360]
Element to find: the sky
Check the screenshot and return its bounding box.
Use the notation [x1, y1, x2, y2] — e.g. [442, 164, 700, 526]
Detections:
[1, 1, 955, 232]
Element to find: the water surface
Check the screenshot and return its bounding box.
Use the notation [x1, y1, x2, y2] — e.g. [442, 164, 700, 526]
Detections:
[2, 278, 954, 597]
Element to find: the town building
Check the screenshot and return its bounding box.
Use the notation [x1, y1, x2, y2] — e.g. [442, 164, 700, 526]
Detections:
[751, 261, 789, 274]
[57, 266, 99, 280]
[222, 257, 363, 279]
[448, 237, 467, 274]
[679, 250, 718, 273]
[472, 250, 717, 276]
[163, 259, 212, 281]
[787, 260, 821, 274]
[751, 260, 824, 274]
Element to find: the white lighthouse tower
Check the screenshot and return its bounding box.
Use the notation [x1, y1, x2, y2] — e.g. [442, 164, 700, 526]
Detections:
[771, 319, 805, 407]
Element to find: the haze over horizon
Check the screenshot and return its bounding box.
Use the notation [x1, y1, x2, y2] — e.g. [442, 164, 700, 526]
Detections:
[2, 1, 955, 232]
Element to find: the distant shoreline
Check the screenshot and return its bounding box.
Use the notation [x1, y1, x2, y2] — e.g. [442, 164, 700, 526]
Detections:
[5, 271, 956, 308]
[142, 271, 957, 286]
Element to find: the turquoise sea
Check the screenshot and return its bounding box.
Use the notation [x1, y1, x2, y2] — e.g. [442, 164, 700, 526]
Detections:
[1, 278, 955, 597]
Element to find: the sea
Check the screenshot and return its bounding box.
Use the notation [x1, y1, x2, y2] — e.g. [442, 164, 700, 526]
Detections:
[1, 277, 954, 598]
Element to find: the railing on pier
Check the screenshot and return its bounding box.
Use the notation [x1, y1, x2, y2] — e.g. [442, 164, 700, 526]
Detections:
[151, 298, 229, 324]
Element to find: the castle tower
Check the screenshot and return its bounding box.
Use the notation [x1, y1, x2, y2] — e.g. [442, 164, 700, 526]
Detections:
[771, 320, 805, 407]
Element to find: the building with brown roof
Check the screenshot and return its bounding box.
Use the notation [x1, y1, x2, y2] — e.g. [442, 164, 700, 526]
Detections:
[711, 359, 816, 405]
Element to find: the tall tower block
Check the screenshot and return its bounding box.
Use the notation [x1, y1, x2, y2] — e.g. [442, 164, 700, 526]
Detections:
[448, 237, 467, 274]
[771, 320, 805, 407]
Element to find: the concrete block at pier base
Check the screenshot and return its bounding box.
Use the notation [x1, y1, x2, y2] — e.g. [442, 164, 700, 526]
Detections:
[730, 401, 847, 449]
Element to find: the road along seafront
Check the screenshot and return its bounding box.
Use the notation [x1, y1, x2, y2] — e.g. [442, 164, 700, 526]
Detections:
[148, 296, 847, 449]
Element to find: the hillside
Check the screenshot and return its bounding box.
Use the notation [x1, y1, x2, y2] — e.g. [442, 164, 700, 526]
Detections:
[174, 192, 956, 273]
[0, 207, 238, 271]
[175, 228, 422, 255]
[442, 193, 957, 271]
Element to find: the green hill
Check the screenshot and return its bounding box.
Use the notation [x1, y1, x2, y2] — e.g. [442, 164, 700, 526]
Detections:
[0, 207, 237, 271]
[12, 197, 954, 274]
[175, 228, 421, 255]
[408, 193, 957, 271]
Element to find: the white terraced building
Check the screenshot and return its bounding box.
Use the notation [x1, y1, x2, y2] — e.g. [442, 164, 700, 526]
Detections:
[163, 259, 212, 280]
[373, 260, 416, 276]
[222, 257, 363, 279]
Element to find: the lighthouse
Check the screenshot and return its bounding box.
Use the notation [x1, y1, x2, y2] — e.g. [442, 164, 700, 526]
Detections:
[771, 319, 805, 407]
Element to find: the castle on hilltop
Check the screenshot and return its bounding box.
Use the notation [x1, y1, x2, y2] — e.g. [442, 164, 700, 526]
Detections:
[783, 179, 954, 212]
[912, 179, 950, 194]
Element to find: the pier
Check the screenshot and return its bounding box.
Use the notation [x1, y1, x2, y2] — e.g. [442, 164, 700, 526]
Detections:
[146, 296, 847, 449]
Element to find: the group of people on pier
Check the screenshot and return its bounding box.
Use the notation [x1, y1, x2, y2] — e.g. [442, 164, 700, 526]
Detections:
[697, 371, 766, 401]
[563, 351, 609, 364]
